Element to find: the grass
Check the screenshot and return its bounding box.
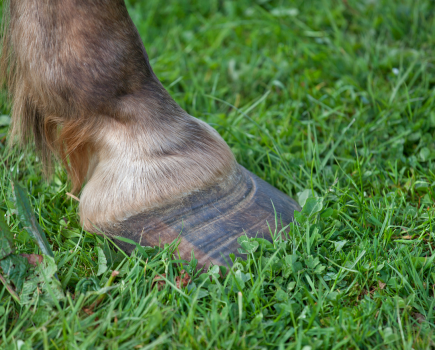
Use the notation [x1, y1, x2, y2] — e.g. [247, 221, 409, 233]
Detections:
[1, 0, 435, 348]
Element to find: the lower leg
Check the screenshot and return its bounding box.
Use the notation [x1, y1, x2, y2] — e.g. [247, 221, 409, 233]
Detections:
[1, 0, 299, 267]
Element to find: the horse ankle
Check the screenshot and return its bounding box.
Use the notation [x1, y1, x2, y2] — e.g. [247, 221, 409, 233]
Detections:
[79, 115, 236, 231]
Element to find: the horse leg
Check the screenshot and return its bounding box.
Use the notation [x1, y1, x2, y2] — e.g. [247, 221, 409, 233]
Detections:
[2, 0, 299, 267]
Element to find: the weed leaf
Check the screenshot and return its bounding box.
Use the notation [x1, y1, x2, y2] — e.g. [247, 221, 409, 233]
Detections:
[0, 254, 30, 292]
[320, 208, 334, 219]
[411, 255, 435, 271]
[13, 181, 53, 257]
[75, 277, 100, 294]
[293, 210, 306, 224]
[237, 236, 259, 254]
[334, 240, 347, 252]
[96, 247, 108, 276]
[301, 197, 324, 218]
[234, 270, 251, 290]
[0, 210, 14, 259]
[20, 256, 64, 305]
[0, 115, 10, 126]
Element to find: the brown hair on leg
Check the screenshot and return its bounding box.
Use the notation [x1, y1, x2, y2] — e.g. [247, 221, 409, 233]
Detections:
[2, 1, 52, 178]
[44, 116, 99, 193]
[1, 1, 99, 192]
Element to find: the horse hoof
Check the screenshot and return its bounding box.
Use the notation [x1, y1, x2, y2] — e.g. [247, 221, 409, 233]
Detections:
[108, 165, 300, 268]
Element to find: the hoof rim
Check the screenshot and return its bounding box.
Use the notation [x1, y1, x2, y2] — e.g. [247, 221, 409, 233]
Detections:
[105, 166, 300, 268]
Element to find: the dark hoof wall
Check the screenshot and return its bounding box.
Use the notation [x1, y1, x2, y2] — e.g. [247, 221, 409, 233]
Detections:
[110, 166, 300, 268]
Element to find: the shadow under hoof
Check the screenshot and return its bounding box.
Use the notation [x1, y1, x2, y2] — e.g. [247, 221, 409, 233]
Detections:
[108, 166, 301, 268]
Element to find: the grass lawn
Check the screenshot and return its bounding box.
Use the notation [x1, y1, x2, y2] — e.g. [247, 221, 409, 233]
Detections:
[1, 0, 435, 348]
